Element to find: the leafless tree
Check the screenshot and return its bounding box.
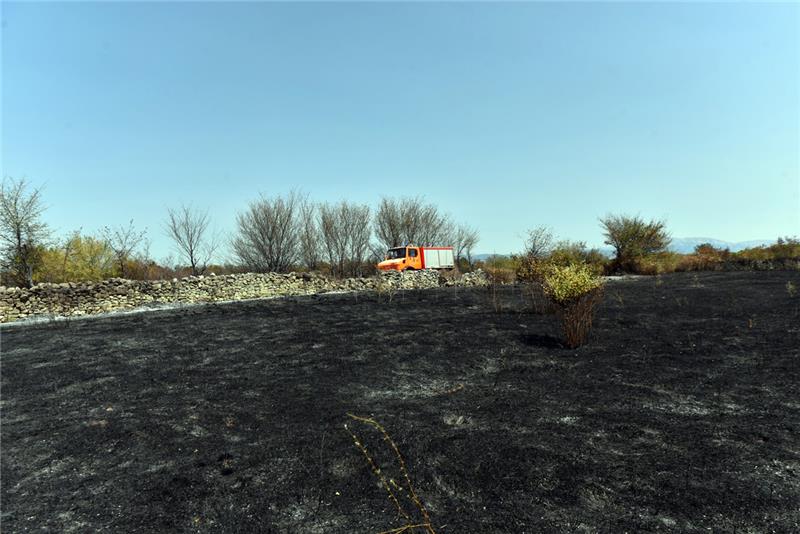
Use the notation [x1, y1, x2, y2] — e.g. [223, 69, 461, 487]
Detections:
[374, 197, 406, 249]
[319, 201, 372, 277]
[0, 177, 51, 287]
[101, 220, 147, 278]
[522, 225, 554, 260]
[232, 192, 301, 273]
[453, 224, 480, 268]
[298, 196, 321, 270]
[374, 196, 455, 250]
[346, 204, 373, 276]
[164, 205, 218, 275]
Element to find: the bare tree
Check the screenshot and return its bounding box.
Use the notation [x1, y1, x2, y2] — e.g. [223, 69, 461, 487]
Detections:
[413, 203, 452, 246]
[101, 220, 147, 278]
[232, 192, 301, 273]
[374, 196, 455, 250]
[346, 203, 372, 277]
[522, 225, 554, 260]
[298, 196, 321, 270]
[0, 177, 51, 287]
[319, 201, 372, 277]
[164, 205, 218, 275]
[374, 197, 406, 249]
[453, 224, 480, 268]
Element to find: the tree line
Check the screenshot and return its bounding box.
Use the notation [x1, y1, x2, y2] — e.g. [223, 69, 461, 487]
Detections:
[8, 175, 792, 288]
[0, 177, 479, 287]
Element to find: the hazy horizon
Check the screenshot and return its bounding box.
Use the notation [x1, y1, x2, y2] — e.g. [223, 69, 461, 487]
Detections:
[2, 2, 798, 262]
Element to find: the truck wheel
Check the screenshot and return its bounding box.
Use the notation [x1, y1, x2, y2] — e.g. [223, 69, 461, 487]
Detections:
[404, 267, 415, 272]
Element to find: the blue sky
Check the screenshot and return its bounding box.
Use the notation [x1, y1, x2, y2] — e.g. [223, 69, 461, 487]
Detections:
[2, 2, 798, 262]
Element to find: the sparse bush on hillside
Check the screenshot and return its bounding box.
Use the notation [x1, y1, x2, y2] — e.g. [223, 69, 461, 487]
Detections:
[539, 262, 605, 348]
[600, 214, 670, 273]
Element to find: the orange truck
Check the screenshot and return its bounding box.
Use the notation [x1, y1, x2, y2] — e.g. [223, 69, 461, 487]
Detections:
[377, 245, 455, 272]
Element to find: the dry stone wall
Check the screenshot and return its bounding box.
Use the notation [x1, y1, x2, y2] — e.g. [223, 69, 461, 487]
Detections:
[0, 269, 488, 323]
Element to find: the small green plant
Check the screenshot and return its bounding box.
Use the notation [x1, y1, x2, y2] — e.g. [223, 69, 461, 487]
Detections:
[787, 281, 797, 297]
[538, 263, 605, 348]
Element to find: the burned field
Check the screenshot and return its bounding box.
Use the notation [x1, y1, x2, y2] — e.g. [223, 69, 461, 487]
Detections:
[2, 271, 799, 533]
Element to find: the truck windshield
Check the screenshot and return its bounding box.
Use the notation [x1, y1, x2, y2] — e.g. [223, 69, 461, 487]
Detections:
[386, 248, 406, 259]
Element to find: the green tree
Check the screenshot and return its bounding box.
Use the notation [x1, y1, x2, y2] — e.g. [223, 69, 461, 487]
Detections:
[600, 214, 671, 272]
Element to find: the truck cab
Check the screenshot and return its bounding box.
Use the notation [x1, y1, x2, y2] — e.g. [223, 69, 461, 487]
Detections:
[377, 245, 454, 272]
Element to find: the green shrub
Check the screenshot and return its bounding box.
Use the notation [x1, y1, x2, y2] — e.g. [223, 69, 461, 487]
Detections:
[736, 237, 800, 261]
[548, 240, 607, 274]
[600, 214, 671, 272]
[540, 263, 604, 303]
[34, 232, 115, 284]
[632, 251, 682, 275]
[538, 262, 605, 348]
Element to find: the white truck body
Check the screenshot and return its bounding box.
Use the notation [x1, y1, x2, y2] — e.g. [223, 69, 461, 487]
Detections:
[422, 247, 455, 269]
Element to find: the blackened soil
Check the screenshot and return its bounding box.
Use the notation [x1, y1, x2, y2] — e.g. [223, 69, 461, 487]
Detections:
[2, 271, 799, 533]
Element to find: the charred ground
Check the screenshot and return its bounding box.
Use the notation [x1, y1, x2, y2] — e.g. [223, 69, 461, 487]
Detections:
[2, 271, 799, 533]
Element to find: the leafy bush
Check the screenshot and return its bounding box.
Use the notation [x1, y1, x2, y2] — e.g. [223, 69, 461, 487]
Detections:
[34, 232, 115, 283]
[600, 214, 671, 272]
[548, 240, 607, 274]
[538, 262, 605, 348]
[540, 263, 604, 303]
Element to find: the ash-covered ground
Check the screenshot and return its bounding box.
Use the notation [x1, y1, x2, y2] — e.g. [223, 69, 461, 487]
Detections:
[2, 271, 799, 533]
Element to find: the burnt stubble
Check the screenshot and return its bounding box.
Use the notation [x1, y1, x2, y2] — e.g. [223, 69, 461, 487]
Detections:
[2, 271, 799, 532]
